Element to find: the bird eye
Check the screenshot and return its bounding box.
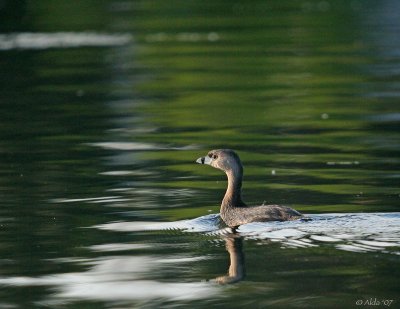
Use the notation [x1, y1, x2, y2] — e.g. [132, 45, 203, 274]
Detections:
[207, 153, 218, 160]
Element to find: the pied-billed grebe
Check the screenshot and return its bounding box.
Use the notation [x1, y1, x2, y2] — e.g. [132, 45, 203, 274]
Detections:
[196, 149, 303, 228]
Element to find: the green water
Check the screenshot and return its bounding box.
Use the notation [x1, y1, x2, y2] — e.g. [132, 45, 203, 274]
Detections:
[0, 1, 399, 308]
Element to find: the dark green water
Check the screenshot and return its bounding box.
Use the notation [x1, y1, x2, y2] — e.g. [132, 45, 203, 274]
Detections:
[0, 1, 399, 308]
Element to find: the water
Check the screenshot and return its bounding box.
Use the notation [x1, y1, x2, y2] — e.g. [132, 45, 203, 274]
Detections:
[0, 1, 399, 308]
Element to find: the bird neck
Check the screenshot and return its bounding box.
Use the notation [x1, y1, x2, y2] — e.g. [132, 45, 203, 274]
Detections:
[222, 165, 245, 208]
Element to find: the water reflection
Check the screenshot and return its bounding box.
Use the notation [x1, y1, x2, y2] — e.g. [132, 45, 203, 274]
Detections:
[0, 211, 398, 305]
[0, 255, 218, 305]
[90, 141, 197, 151]
[93, 211, 400, 291]
[214, 235, 245, 284]
[0, 32, 132, 50]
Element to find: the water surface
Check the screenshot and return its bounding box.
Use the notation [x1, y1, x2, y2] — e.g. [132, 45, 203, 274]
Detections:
[0, 1, 399, 308]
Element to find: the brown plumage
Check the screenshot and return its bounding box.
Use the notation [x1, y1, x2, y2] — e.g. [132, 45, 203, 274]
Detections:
[196, 149, 302, 228]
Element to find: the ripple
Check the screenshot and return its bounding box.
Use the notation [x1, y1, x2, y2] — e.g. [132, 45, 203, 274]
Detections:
[95, 214, 220, 233]
[237, 213, 400, 253]
[89, 142, 198, 151]
[95, 212, 400, 254]
[0, 256, 219, 303]
[99, 170, 155, 176]
[145, 32, 220, 43]
[0, 32, 132, 50]
[309, 235, 341, 242]
[369, 113, 400, 122]
[50, 196, 129, 204]
[89, 243, 151, 252]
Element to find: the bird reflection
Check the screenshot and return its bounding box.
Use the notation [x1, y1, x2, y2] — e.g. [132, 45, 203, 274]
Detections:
[214, 234, 245, 284]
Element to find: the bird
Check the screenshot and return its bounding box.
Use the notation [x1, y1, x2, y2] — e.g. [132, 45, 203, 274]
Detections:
[196, 149, 303, 228]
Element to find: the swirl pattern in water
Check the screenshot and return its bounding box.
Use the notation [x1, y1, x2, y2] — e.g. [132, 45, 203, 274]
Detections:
[96, 212, 400, 254]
